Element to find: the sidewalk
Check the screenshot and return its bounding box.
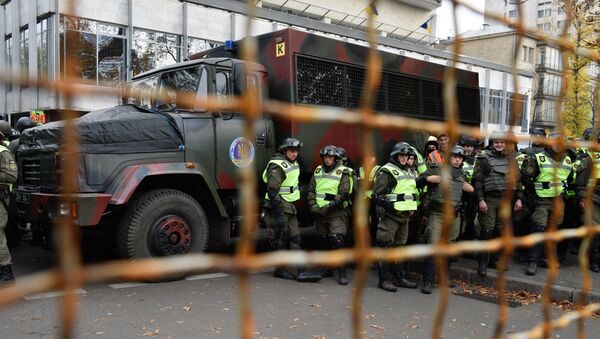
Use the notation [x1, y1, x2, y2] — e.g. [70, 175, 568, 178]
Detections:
[448, 254, 600, 303]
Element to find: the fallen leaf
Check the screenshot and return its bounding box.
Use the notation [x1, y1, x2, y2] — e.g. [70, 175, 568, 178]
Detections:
[312, 336, 327, 339]
[223, 308, 229, 311]
[293, 318, 299, 321]
[310, 304, 320, 308]
[175, 321, 184, 324]
[95, 332, 104, 335]
[365, 314, 376, 319]
[408, 324, 419, 329]
[149, 319, 155, 323]
[369, 325, 384, 330]
[182, 306, 191, 312]
[289, 325, 299, 329]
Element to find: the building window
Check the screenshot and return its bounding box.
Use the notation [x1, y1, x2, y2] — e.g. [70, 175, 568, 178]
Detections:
[557, 20, 565, 31]
[187, 37, 220, 57]
[522, 45, 528, 61]
[509, 10, 517, 18]
[507, 92, 528, 126]
[537, 24, 544, 31]
[132, 29, 182, 76]
[37, 17, 50, 80]
[20, 26, 29, 87]
[528, 47, 534, 62]
[543, 23, 551, 32]
[489, 89, 503, 124]
[4, 35, 12, 92]
[538, 10, 544, 18]
[545, 9, 552, 17]
[59, 16, 127, 85]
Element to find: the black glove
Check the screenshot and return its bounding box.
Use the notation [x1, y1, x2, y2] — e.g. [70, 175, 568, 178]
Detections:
[310, 205, 320, 215]
[274, 214, 286, 228]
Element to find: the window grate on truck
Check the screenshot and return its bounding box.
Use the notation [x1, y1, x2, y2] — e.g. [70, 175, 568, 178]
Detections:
[295, 54, 480, 124]
[22, 158, 42, 187]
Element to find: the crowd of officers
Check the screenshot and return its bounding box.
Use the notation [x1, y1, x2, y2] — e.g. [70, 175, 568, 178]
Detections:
[261, 127, 600, 295]
[0, 117, 36, 286]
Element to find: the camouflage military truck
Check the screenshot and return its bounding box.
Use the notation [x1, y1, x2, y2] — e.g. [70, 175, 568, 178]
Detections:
[13, 28, 480, 267]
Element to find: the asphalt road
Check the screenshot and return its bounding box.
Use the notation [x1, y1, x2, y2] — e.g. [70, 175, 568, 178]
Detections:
[1, 241, 600, 338]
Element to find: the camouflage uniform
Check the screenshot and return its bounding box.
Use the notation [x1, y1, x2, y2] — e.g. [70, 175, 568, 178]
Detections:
[0, 142, 18, 283]
[307, 159, 351, 285]
[472, 148, 520, 276]
[416, 150, 470, 294]
[575, 149, 600, 272]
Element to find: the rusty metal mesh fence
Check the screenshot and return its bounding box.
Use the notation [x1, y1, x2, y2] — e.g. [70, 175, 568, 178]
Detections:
[0, 0, 600, 338]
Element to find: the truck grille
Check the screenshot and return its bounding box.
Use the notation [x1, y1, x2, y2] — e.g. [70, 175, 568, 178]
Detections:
[22, 159, 41, 187]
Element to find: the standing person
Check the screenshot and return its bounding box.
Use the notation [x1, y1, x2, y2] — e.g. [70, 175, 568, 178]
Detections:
[575, 130, 600, 272]
[417, 145, 474, 294]
[372, 143, 419, 292]
[307, 145, 351, 285]
[521, 132, 573, 276]
[0, 127, 18, 284]
[472, 132, 522, 276]
[262, 137, 321, 282]
[427, 133, 449, 165]
[358, 151, 381, 242]
[0, 122, 12, 148]
[459, 135, 479, 241]
[423, 136, 439, 161]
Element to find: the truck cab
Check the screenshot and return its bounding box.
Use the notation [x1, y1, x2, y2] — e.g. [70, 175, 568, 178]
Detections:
[14, 58, 275, 267]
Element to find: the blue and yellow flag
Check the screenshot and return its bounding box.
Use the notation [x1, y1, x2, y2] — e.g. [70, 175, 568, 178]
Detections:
[420, 17, 432, 33]
[364, 1, 378, 17]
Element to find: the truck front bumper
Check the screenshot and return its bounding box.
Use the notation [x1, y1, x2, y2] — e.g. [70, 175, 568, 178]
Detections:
[15, 192, 112, 226]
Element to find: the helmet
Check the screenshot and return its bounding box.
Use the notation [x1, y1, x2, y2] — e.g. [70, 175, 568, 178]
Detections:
[530, 127, 547, 138]
[547, 132, 562, 140]
[0, 121, 12, 139]
[278, 137, 303, 152]
[390, 142, 412, 157]
[8, 129, 19, 141]
[450, 145, 466, 157]
[583, 127, 593, 141]
[16, 117, 36, 133]
[459, 135, 478, 146]
[336, 147, 348, 162]
[319, 145, 338, 158]
[424, 136, 439, 152]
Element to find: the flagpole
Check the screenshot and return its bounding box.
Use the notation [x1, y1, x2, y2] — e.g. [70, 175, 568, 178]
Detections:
[401, 16, 432, 42]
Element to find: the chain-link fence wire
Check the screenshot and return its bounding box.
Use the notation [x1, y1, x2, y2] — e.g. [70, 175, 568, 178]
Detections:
[0, 0, 599, 338]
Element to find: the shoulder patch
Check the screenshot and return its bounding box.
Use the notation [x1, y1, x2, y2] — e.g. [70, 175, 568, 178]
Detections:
[336, 169, 342, 175]
[8, 160, 16, 172]
[565, 158, 571, 164]
[392, 170, 399, 176]
[281, 162, 288, 168]
[315, 168, 321, 174]
[539, 156, 546, 162]
[594, 153, 600, 159]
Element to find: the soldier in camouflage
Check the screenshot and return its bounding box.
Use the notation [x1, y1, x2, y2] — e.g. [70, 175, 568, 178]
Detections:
[521, 132, 573, 276]
[262, 137, 321, 282]
[307, 145, 351, 285]
[472, 131, 522, 276]
[417, 145, 474, 294]
[575, 130, 600, 272]
[0, 124, 18, 285]
[372, 143, 419, 292]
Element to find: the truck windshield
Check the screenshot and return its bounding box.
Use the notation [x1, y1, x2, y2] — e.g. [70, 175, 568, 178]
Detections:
[127, 66, 205, 112]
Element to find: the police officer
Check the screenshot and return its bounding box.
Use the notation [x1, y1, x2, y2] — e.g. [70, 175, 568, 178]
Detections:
[358, 151, 381, 242]
[0, 126, 18, 284]
[575, 130, 600, 272]
[472, 132, 522, 276]
[372, 143, 419, 292]
[307, 145, 351, 285]
[459, 135, 479, 242]
[8, 117, 36, 156]
[0, 122, 11, 148]
[521, 132, 573, 276]
[417, 145, 474, 294]
[262, 137, 321, 282]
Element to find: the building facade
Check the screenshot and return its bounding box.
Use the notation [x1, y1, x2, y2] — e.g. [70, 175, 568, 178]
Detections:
[2, 0, 532, 138]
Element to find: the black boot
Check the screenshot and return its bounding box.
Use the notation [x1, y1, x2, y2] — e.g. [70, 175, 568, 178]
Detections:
[297, 268, 322, 283]
[338, 267, 348, 285]
[421, 258, 435, 294]
[0, 265, 15, 284]
[273, 267, 296, 280]
[478, 253, 489, 277]
[377, 262, 397, 292]
[393, 263, 417, 289]
[318, 235, 333, 277]
[526, 262, 538, 276]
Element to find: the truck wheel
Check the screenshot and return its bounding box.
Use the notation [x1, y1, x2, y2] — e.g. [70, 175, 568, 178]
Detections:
[117, 189, 209, 281]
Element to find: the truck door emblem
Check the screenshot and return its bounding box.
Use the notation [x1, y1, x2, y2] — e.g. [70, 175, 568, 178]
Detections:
[276, 42, 285, 57]
[229, 137, 255, 168]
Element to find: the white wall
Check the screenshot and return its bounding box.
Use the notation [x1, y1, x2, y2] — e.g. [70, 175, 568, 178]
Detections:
[59, 0, 128, 26]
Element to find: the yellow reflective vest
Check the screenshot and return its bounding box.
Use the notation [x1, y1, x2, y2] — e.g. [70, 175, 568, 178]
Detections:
[379, 163, 417, 212]
[313, 165, 344, 207]
[533, 153, 572, 198]
[359, 164, 380, 199]
[262, 159, 300, 202]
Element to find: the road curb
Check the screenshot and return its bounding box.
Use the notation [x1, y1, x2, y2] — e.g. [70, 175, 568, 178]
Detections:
[450, 265, 600, 303]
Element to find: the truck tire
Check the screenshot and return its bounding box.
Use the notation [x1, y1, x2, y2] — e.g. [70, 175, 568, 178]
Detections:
[117, 189, 209, 281]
